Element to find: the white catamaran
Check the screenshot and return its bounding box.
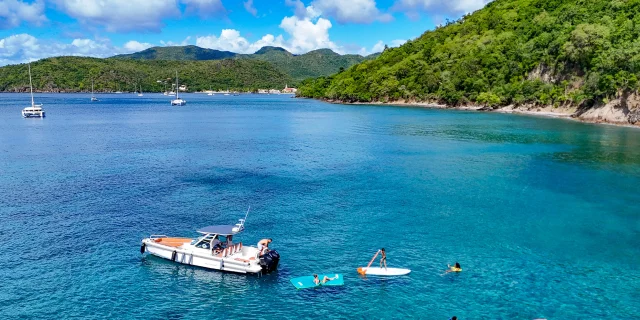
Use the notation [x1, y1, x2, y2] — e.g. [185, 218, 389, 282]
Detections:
[140, 212, 280, 274]
[171, 71, 186, 106]
[22, 63, 45, 118]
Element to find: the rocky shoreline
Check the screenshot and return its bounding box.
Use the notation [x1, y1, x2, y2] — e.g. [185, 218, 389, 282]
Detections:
[319, 95, 640, 129]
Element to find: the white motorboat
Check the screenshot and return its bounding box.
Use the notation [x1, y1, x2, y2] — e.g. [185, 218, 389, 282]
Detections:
[140, 216, 280, 274]
[170, 71, 186, 106]
[22, 63, 45, 118]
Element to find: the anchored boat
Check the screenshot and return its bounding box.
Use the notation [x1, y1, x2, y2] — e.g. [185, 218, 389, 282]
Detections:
[140, 216, 279, 274]
[22, 62, 45, 118]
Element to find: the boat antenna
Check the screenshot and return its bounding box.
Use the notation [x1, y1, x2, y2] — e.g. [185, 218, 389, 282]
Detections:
[242, 206, 251, 226]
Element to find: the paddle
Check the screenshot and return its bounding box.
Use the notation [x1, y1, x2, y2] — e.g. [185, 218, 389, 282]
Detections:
[357, 250, 380, 275]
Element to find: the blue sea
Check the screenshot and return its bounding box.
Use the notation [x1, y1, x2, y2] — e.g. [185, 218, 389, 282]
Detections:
[1, 93, 639, 319]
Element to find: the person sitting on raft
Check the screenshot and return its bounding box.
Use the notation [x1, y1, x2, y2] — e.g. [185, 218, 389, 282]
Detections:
[380, 248, 387, 269]
[446, 262, 462, 273]
[257, 238, 272, 256]
[313, 274, 337, 285]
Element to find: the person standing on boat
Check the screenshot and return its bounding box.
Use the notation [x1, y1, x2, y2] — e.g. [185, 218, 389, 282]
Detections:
[258, 238, 272, 255]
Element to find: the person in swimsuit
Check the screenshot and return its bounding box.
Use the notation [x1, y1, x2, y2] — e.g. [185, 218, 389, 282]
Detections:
[380, 248, 387, 269]
[257, 238, 272, 256]
[446, 262, 462, 273]
[313, 274, 337, 285]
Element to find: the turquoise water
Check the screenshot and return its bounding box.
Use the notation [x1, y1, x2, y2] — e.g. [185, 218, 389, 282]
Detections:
[1, 93, 639, 319]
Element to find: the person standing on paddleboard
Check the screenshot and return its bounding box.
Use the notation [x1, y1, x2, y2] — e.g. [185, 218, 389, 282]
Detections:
[380, 248, 387, 269]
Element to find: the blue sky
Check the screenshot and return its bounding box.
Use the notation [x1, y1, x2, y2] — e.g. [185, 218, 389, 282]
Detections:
[0, 0, 492, 66]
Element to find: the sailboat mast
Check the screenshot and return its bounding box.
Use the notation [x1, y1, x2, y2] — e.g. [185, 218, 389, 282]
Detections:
[28, 63, 34, 107]
[176, 71, 179, 99]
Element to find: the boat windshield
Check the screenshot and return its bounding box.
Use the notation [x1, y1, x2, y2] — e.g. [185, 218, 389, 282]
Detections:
[191, 234, 234, 249]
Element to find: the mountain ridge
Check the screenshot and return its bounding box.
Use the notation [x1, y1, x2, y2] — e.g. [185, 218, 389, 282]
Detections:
[113, 45, 375, 81]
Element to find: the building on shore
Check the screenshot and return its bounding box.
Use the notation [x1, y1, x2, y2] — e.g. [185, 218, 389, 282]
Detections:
[282, 84, 297, 94]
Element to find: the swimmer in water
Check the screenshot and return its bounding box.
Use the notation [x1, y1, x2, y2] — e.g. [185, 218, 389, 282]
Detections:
[446, 262, 462, 273]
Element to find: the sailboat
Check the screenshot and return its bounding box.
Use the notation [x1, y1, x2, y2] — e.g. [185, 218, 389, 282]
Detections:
[91, 79, 99, 101]
[208, 86, 214, 96]
[171, 71, 186, 106]
[22, 63, 45, 118]
[138, 84, 144, 97]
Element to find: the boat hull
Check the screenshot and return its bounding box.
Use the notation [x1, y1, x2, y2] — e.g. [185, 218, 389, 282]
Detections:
[142, 238, 267, 274]
[22, 111, 45, 118]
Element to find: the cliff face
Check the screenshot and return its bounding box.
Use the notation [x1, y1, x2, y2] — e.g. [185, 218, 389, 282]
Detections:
[577, 92, 640, 125]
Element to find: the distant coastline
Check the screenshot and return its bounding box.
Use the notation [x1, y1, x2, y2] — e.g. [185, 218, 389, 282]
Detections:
[313, 98, 640, 129]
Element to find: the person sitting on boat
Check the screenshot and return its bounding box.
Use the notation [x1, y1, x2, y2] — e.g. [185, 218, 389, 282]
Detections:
[226, 235, 233, 247]
[313, 274, 337, 285]
[379, 248, 387, 269]
[257, 238, 272, 256]
[211, 237, 223, 253]
[446, 262, 462, 273]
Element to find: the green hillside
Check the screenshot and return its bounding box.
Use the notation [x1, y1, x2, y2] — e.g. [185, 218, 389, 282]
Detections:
[298, 0, 640, 109]
[0, 56, 291, 92]
[114, 45, 370, 81]
[241, 47, 368, 81]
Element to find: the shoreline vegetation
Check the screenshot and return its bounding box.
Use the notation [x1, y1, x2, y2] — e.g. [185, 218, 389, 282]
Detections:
[313, 97, 640, 128]
[297, 0, 640, 129]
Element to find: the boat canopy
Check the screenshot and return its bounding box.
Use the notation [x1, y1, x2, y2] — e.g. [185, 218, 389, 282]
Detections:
[197, 225, 242, 235]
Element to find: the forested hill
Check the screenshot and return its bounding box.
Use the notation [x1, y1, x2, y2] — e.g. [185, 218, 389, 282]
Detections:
[114, 45, 370, 81]
[297, 0, 640, 122]
[242, 47, 368, 81]
[112, 45, 236, 61]
[0, 57, 291, 92]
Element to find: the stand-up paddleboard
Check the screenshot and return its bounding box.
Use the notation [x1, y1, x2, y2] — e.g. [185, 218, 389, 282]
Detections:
[358, 267, 411, 276]
[290, 274, 344, 289]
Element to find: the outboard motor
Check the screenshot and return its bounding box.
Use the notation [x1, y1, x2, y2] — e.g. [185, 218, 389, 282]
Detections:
[259, 250, 280, 273]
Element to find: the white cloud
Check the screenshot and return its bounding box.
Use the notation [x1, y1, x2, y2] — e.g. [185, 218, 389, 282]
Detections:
[390, 39, 407, 47]
[311, 0, 392, 24]
[393, 0, 492, 17]
[182, 0, 225, 18]
[53, 0, 226, 32]
[243, 0, 257, 16]
[358, 39, 406, 55]
[160, 36, 192, 47]
[0, 33, 156, 66]
[53, 0, 178, 32]
[0, 0, 47, 29]
[279, 15, 339, 53]
[370, 40, 385, 53]
[124, 40, 154, 52]
[196, 13, 340, 55]
[196, 29, 254, 53]
[284, 0, 307, 19]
